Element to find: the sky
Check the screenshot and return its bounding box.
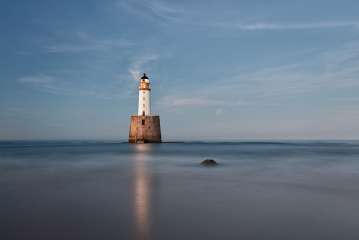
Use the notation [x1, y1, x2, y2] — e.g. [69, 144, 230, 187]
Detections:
[1, 0, 359, 140]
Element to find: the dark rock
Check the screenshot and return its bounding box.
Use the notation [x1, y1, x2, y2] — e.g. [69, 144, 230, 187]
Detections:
[201, 159, 218, 166]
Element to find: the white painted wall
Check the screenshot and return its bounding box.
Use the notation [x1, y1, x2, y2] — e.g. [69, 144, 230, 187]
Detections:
[138, 89, 151, 116]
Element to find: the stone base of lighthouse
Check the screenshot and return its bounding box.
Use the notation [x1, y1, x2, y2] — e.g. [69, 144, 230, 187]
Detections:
[129, 115, 161, 143]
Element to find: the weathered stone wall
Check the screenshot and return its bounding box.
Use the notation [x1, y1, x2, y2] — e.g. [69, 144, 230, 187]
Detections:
[129, 116, 161, 143]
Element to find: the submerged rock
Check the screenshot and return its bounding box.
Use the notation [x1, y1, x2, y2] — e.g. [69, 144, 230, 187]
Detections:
[201, 159, 218, 166]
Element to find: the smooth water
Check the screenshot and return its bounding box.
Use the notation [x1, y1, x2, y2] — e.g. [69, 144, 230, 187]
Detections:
[1, 141, 359, 240]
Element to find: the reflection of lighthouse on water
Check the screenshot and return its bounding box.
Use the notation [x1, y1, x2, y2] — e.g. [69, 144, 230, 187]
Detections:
[133, 144, 153, 240]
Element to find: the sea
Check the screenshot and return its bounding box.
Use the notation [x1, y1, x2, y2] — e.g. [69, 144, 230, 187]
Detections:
[1, 140, 359, 240]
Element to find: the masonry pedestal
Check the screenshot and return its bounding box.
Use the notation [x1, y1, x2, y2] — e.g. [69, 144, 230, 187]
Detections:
[129, 115, 161, 143]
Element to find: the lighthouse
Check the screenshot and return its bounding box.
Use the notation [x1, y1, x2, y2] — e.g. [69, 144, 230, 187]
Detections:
[138, 73, 151, 116]
[129, 73, 162, 143]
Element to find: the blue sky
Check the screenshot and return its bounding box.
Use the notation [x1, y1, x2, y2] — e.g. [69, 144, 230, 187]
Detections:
[1, 0, 359, 140]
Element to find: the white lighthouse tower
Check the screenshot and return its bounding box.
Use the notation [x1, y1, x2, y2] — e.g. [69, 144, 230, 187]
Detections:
[129, 73, 161, 143]
[138, 73, 151, 116]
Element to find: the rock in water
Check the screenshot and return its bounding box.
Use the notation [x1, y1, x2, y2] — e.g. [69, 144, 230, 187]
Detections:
[201, 159, 218, 166]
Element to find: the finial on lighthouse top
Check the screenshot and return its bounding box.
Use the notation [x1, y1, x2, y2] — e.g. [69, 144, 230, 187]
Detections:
[141, 73, 149, 80]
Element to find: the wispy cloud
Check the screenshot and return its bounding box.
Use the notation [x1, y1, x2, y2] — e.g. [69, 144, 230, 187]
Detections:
[215, 108, 223, 116]
[120, 1, 359, 31]
[18, 74, 82, 96]
[118, 0, 184, 23]
[18, 75, 56, 85]
[229, 21, 359, 31]
[45, 31, 133, 53]
[158, 96, 241, 107]
[128, 53, 159, 80]
[158, 95, 244, 108]
[157, 40, 359, 110]
[18, 73, 133, 99]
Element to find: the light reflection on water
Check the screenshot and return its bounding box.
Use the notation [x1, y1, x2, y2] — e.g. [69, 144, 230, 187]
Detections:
[133, 144, 153, 240]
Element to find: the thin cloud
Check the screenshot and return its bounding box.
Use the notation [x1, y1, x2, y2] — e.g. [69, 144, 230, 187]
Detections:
[231, 21, 359, 31]
[158, 96, 242, 108]
[18, 74, 80, 96]
[18, 74, 132, 99]
[118, 0, 184, 22]
[157, 40, 359, 109]
[18, 75, 55, 84]
[215, 108, 223, 116]
[120, 1, 359, 31]
[128, 54, 159, 81]
[45, 32, 133, 53]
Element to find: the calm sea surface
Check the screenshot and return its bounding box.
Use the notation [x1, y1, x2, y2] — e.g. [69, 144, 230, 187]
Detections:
[1, 141, 359, 240]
